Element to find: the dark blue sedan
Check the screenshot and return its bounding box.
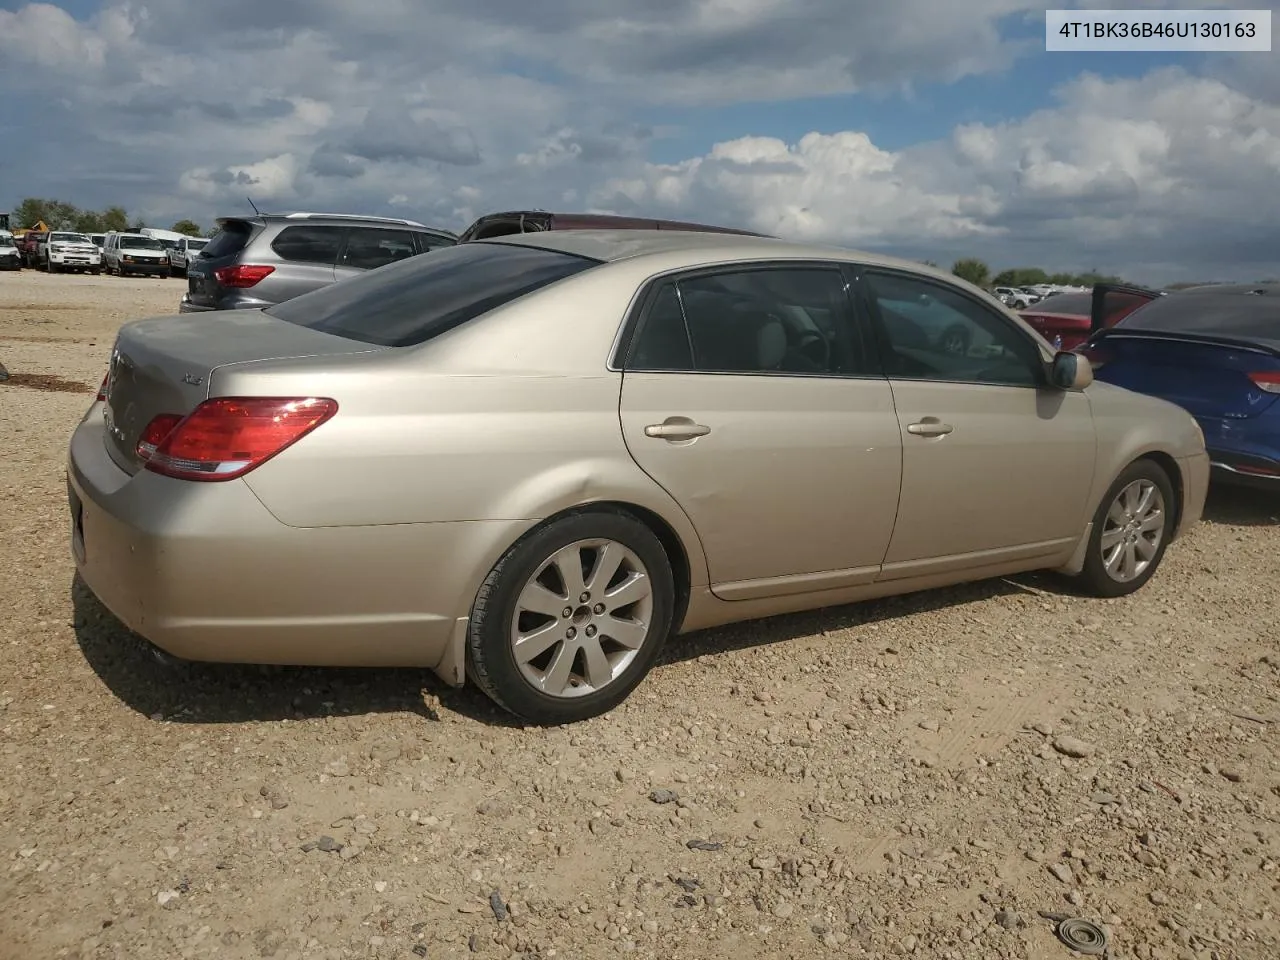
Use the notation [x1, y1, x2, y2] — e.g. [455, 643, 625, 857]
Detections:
[1081, 283, 1280, 490]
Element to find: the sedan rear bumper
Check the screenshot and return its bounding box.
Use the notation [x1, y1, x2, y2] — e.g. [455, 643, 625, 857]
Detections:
[67, 408, 523, 678]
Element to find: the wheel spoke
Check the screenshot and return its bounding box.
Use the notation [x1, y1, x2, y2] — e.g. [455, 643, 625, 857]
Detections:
[550, 545, 588, 599]
[1103, 543, 1125, 576]
[1135, 535, 1157, 561]
[1121, 541, 1138, 580]
[1123, 484, 1140, 514]
[518, 580, 567, 618]
[1140, 511, 1164, 533]
[541, 643, 576, 695]
[585, 542, 626, 596]
[513, 622, 562, 664]
[600, 615, 648, 650]
[1107, 499, 1127, 526]
[1100, 527, 1125, 550]
[1135, 482, 1156, 518]
[580, 638, 613, 689]
[603, 572, 650, 612]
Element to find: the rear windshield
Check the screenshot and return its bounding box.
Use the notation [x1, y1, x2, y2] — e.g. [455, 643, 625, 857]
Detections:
[1030, 292, 1092, 315]
[1117, 291, 1280, 341]
[201, 221, 255, 259]
[121, 236, 163, 250]
[187, 239, 207, 251]
[264, 241, 601, 347]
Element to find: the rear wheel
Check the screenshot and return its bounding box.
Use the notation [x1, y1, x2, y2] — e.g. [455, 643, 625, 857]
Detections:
[467, 510, 675, 724]
[1075, 458, 1176, 598]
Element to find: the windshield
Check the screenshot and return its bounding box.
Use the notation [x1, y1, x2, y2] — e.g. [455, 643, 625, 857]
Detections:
[51, 232, 91, 243]
[188, 239, 207, 251]
[120, 236, 163, 250]
[265, 241, 601, 347]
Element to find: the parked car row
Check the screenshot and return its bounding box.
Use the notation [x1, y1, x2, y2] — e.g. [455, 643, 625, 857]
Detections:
[177, 208, 761, 313]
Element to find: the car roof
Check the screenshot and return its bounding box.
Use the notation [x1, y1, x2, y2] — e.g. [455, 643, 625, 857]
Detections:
[214, 213, 457, 237]
[477, 228, 950, 277]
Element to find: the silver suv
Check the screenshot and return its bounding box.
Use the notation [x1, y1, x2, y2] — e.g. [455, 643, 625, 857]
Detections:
[179, 212, 457, 313]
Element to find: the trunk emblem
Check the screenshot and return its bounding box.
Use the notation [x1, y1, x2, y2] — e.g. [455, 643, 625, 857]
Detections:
[182, 373, 204, 386]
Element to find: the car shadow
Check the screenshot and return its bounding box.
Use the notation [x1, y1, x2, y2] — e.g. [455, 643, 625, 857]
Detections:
[74, 573, 1053, 727]
[71, 574, 521, 727]
[659, 575, 1048, 665]
[1200, 483, 1280, 527]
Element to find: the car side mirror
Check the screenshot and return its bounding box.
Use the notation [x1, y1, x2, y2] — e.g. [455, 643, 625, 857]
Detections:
[1050, 350, 1093, 390]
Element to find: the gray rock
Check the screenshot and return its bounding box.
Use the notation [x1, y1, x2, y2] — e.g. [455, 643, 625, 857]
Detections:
[1048, 862, 1074, 883]
[315, 836, 341, 853]
[994, 909, 1023, 930]
[1052, 736, 1096, 759]
[648, 789, 679, 805]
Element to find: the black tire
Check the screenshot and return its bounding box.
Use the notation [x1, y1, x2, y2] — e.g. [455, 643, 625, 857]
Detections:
[1075, 458, 1176, 598]
[467, 510, 676, 724]
[91, 268, 101, 276]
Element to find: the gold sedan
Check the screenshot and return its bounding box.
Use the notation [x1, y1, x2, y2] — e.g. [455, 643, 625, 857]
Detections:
[68, 230, 1209, 724]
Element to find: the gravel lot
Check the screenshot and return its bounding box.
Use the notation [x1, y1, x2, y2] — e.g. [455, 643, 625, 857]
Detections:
[2, 270, 1278, 960]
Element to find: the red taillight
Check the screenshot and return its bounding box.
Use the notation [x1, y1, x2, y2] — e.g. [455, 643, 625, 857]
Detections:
[1248, 371, 1280, 394]
[213, 264, 275, 288]
[143, 397, 338, 482]
[96, 372, 109, 402]
[135, 413, 184, 461]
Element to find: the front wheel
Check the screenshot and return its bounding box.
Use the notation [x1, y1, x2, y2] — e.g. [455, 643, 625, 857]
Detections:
[1075, 458, 1176, 598]
[467, 510, 676, 724]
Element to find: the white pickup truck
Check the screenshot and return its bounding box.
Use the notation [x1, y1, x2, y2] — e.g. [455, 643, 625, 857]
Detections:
[39, 231, 102, 274]
[166, 235, 208, 277]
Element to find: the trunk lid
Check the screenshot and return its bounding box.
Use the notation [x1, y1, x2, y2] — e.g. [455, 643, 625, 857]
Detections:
[1089, 332, 1280, 421]
[101, 309, 386, 474]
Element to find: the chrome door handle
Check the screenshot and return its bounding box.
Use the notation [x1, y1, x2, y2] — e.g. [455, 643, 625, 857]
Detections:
[644, 417, 711, 441]
[906, 418, 953, 437]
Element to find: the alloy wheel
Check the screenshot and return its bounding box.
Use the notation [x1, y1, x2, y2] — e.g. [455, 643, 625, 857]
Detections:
[509, 538, 654, 698]
[1099, 479, 1165, 582]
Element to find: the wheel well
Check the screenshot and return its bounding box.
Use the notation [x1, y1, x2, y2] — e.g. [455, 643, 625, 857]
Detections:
[547, 501, 693, 633]
[1135, 451, 1184, 531]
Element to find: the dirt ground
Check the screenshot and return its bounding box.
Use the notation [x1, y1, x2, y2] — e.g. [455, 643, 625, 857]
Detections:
[1, 269, 1277, 960]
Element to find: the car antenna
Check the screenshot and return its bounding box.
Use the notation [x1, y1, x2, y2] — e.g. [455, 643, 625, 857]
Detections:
[247, 196, 262, 216]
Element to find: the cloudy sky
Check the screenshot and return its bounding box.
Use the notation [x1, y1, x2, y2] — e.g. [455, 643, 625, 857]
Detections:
[1, 0, 1277, 284]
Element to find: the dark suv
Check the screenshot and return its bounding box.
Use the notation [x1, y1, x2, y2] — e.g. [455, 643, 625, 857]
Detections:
[180, 212, 457, 312]
[457, 210, 766, 242]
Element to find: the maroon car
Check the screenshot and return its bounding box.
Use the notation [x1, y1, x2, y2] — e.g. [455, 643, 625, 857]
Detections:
[1019, 283, 1161, 350]
[458, 210, 767, 242]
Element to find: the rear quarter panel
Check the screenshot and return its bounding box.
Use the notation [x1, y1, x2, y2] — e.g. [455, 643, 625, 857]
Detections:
[218, 265, 716, 585]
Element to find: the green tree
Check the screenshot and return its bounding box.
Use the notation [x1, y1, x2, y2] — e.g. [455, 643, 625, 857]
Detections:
[15, 197, 79, 229]
[101, 206, 129, 232]
[992, 267, 1049, 288]
[951, 257, 991, 288]
[171, 219, 202, 236]
[75, 210, 106, 233]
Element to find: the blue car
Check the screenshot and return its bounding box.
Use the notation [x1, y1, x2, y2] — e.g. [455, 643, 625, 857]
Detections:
[1081, 283, 1280, 490]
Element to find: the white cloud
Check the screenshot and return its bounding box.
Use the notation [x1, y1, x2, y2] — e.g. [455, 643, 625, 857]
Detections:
[593, 68, 1280, 281]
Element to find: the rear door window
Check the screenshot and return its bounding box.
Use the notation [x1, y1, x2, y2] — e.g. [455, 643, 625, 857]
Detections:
[264, 241, 601, 347]
[271, 225, 345, 265]
[340, 227, 419, 270]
